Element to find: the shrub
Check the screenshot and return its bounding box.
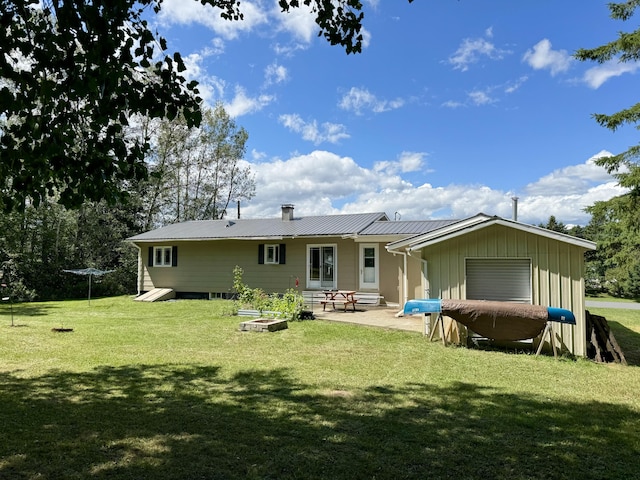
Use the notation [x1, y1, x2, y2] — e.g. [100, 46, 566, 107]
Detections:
[232, 266, 304, 320]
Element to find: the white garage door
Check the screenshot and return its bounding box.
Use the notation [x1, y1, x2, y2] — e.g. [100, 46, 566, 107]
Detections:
[466, 258, 532, 303]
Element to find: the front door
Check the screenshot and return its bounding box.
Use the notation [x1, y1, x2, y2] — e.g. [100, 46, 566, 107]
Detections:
[307, 245, 336, 289]
[359, 244, 379, 290]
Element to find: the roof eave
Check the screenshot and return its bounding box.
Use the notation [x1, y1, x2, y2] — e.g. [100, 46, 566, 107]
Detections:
[403, 217, 597, 252]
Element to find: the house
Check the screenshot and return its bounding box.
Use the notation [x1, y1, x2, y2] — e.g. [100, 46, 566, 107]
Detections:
[127, 206, 595, 356]
[127, 205, 455, 305]
[386, 213, 596, 356]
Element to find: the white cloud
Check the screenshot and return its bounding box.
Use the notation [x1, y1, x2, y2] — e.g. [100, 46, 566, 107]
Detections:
[524, 150, 624, 195]
[583, 60, 640, 89]
[279, 114, 350, 145]
[172, 46, 276, 114]
[272, 42, 309, 56]
[505, 76, 528, 94]
[251, 149, 267, 161]
[225, 86, 274, 117]
[442, 100, 466, 109]
[238, 150, 624, 226]
[359, 27, 372, 50]
[207, 38, 226, 56]
[271, 1, 372, 51]
[339, 87, 404, 115]
[468, 89, 496, 106]
[157, 0, 267, 39]
[518, 150, 628, 224]
[523, 39, 572, 76]
[241, 151, 381, 217]
[273, 1, 317, 43]
[443, 77, 525, 109]
[374, 152, 427, 175]
[519, 180, 627, 226]
[182, 51, 226, 105]
[448, 32, 511, 72]
[264, 63, 289, 86]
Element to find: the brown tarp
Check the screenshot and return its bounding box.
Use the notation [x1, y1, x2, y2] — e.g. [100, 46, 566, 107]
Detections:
[440, 299, 548, 341]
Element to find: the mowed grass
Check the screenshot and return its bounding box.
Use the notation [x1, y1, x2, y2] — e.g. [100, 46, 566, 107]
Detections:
[0, 297, 639, 480]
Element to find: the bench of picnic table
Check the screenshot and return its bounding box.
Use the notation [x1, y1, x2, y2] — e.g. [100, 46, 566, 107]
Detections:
[320, 290, 357, 312]
[320, 298, 358, 312]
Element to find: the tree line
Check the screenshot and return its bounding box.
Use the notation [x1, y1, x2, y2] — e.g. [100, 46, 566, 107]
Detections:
[1, 1, 639, 300]
[0, 104, 255, 301]
[539, 202, 640, 300]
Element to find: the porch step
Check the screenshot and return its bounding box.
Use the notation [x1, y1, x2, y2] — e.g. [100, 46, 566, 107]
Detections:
[135, 288, 175, 302]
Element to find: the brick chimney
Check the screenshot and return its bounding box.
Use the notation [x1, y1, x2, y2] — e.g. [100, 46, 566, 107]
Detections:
[281, 204, 294, 221]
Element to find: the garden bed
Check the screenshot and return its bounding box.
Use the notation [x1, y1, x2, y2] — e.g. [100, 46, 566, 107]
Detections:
[239, 318, 288, 332]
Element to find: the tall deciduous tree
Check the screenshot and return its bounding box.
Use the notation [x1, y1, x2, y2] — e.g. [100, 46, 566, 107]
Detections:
[575, 1, 640, 191]
[0, 0, 370, 212]
[141, 104, 255, 227]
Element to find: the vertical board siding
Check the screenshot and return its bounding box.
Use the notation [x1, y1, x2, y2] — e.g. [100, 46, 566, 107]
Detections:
[419, 224, 588, 356]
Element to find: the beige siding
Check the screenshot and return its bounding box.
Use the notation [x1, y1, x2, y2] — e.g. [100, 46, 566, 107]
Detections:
[413, 225, 588, 356]
[137, 237, 399, 298]
[378, 248, 402, 305]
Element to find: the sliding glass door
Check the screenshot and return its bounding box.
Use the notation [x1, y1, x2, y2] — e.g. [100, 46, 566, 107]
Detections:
[307, 245, 336, 289]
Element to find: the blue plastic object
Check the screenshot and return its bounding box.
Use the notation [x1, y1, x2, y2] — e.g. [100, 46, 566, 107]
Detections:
[403, 299, 442, 315]
[547, 307, 576, 325]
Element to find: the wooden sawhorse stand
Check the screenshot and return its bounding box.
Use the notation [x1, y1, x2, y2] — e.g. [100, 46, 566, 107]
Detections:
[535, 322, 557, 357]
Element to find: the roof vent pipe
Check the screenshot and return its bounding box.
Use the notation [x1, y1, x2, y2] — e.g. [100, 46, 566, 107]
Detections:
[511, 196, 519, 222]
[281, 204, 294, 221]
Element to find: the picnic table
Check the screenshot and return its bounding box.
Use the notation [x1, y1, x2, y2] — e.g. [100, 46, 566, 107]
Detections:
[321, 290, 357, 312]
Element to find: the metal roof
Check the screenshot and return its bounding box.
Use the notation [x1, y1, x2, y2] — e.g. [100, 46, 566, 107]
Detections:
[386, 214, 597, 252]
[127, 212, 389, 242]
[359, 219, 459, 236]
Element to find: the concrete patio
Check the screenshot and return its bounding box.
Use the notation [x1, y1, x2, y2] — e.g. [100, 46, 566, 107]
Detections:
[309, 304, 424, 334]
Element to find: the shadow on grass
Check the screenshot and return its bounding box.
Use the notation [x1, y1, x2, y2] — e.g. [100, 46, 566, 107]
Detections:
[608, 321, 640, 366]
[0, 365, 638, 479]
[1, 302, 57, 319]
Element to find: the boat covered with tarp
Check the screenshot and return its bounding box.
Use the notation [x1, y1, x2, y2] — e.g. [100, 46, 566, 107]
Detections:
[403, 299, 575, 341]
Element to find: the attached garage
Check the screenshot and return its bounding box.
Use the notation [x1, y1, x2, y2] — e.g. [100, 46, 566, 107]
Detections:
[387, 214, 596, 357]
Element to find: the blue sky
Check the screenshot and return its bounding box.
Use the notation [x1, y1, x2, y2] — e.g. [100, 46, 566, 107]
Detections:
[149, 0, 638, 225]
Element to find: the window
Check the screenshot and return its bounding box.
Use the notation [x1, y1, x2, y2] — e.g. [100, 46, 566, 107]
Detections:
[149, 246, 177, 267]
[266, 244, 280, 264]
[258, 244, 286, 265]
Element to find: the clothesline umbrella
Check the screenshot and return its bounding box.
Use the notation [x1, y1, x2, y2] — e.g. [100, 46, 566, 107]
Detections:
[63, 268, 114, 304]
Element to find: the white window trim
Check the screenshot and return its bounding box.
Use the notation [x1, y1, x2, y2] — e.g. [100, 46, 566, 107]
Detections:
[265, 244, 280, 265]
[154, 246, 173, 267]
[306, 244, 337, 290]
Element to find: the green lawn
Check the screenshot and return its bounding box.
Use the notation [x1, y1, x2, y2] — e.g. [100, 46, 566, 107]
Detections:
[587, 293, 640, 303]
[0, 297, 639, 479]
